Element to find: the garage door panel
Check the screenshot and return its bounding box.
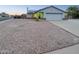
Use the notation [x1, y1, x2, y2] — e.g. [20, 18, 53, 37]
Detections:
[45, 13, 63, 20]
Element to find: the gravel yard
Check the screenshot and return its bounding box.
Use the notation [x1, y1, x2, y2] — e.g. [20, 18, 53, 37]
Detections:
[0, 19, 79, 54]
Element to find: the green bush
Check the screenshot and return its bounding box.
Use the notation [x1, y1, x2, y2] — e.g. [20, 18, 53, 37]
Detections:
[33, 12, 44, 21]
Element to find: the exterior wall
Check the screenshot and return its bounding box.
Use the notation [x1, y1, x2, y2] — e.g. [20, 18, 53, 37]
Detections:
[27, 14, 33, 18]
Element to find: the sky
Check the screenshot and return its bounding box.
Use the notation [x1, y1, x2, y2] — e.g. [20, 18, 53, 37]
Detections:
[0, 5, 70, 15]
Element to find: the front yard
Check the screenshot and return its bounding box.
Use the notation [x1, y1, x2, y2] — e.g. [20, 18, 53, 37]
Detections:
[0, 19, 79, 54]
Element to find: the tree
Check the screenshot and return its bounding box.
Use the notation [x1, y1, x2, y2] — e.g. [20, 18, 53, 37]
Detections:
[66, 6, 79, 19]
[33, 12, 44, 21]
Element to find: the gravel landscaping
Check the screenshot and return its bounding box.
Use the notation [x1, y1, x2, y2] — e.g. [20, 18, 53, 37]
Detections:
[0, 19, 79, 54]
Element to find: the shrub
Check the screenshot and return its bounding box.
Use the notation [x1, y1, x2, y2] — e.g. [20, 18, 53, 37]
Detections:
[33, 12, 44, 21]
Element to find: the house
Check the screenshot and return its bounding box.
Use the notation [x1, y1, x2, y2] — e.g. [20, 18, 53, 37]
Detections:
[27, 6, 65, 21]
[0, 12, 10, 21]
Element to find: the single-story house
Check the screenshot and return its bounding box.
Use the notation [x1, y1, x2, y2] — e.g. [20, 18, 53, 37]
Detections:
[0, 12, 10, 21]
[27, 6, 65, 21]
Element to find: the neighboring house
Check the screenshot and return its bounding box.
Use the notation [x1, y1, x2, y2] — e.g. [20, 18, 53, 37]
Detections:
[27, 6, 65, 21]
[0, 12, 10, 21]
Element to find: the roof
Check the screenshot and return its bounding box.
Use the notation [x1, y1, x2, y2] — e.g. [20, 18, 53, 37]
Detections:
[27, 6, 65, 14]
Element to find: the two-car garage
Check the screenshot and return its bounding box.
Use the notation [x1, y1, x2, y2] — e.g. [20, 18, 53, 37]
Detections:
[45, 13, 64, 21]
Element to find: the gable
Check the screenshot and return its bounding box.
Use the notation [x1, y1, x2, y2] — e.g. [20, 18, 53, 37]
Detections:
[38, 6, 64, 13]
[34, 6, 65, 14]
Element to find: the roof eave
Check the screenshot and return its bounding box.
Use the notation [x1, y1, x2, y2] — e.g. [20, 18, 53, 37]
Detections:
[34, 6, 65, 13]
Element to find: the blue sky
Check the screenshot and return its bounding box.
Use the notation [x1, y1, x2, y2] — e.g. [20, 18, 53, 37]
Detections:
[0, 5, 70, 15]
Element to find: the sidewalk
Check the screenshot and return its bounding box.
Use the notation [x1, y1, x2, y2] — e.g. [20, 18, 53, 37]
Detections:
[46, 44, 79, 54]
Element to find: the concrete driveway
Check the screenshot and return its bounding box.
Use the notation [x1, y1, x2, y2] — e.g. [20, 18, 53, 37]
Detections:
[49, 19, 79, 54]
[50, 20, 79, 37]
